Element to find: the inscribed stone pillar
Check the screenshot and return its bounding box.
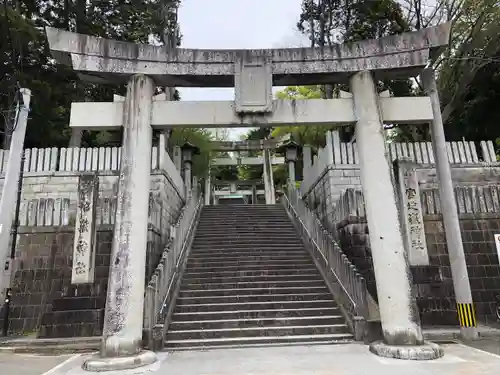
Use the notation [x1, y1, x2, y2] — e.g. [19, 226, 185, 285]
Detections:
[394, 160, 429, 266]
[350, 71, 424, 346]
[84, 75, 157, 371]
[71, 173, 99, 284]
[422, 68, 477, 340]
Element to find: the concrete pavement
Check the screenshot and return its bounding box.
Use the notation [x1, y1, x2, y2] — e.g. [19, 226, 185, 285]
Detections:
[0, 353, 75, 375]
[4, 342, 499, 375]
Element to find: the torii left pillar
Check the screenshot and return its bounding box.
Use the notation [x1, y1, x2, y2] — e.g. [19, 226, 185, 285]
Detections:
[83, 75, 157, 372]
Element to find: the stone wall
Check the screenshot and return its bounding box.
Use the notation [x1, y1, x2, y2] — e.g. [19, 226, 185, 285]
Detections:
[0, 167, 184, 336]
[0, 171, 183, 234]
[3, 227, 111, 336]
[313, 163, 500, 327]
[333, 196, 500, 326]
[423, 214, 500, 325]
[0, 225, 165, 337]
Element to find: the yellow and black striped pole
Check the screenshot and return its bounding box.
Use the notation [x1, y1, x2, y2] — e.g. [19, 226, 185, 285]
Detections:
[457, 303, 477, 328]
[423, 68, 478, 340]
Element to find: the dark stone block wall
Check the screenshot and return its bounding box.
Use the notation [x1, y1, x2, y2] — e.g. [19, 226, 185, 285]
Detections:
[2, 225, 163, 337]
[425, 213, 500, 325]
[336, 213, 500, 326]
[4, 227, 112, 337]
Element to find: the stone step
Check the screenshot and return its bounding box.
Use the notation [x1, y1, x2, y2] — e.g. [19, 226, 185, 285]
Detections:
[172, 306, 341, 321]
[176, 291, 332, 305]
[191, 242, 302, 249]
[200, 212, 288, 217]
[187, 254, 310, 264]
[201, 209, 285, 214]
[169, 315, 344, 331]
[183, 267, 318, 279]
[164, 334, 353, 350]
[190, 243, 307, 251]
[196, 222, 292, 227]
[186, 258, 313, 268]
[193, 234, 301, 241]
[184, 263, 316, 273]
[194, 228, 297, 234]
[179, 285, 329, 298]
[196, 222, 294, 228]
[181, 279, 324, 291]
[197, 218, 291, 224]
[188, 249, 307, 258]
[163, 335, 353, 351]
[175, 299, 337, 313]
[194, 227, 294, 234]
[181, 273, 320, 284]
[202, 204, 281, 210]
[195, 227, 295, 233]
[165, 324, 350, 341]
[165, 335, 353, 352]
[192, 237, 301, 245]
[201, 208, 285, 213]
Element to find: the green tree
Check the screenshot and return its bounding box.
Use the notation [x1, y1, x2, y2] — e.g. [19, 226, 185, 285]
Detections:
[294, 0, 414, 141]
[390, 0, 500, 152]
[435, 0, 500, 151]
[1, 1, 181, 148]
[272, 85, 331, 147]
[169, 128, 215, 178]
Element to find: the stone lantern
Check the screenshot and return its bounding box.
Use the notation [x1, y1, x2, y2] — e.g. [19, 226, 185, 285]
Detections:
[277, 139, 300, 185]
[181, 141, 200, 195]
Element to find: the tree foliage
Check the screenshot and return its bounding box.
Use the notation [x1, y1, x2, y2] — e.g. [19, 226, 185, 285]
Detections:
[272, 86, 330, 147]
[289, 0, 499, 157]
[270, 0, 414, 145]
[1, 0, 181, 148]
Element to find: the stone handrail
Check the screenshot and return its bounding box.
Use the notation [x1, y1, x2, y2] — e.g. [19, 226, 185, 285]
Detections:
[282, 185, 370, 339]
[143, 188, 203, 349]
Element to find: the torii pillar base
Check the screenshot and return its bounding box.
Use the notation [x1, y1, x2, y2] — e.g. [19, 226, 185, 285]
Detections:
[83, 351, 157, 372]
[369, 341, 444, 361]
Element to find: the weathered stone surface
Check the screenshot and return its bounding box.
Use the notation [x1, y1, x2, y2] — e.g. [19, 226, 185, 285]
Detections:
[369, 340, 444, 360]
[82, 350, 157, 372]
[72, 174, 99, 284]
[100, 75, 154, 358]
[395, 160, 429, 266]
[45, 24, 450, 86]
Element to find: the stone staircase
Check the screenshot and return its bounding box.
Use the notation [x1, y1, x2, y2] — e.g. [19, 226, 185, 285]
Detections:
[164, 204, 353, 350]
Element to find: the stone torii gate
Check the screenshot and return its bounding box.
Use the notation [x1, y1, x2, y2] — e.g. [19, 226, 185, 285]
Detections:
[45, 23, 475, 370]
[209, 139, 285, 204]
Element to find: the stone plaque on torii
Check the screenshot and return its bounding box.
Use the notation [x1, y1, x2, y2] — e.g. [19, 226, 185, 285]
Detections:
[45, 23, 476, 370]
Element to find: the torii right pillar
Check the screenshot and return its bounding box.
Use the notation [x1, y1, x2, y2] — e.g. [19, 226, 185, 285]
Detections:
[422, 68, 477, 340]
[350, 71, 443, 360]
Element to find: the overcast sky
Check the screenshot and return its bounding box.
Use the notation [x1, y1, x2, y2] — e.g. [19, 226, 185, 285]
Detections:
[177, 0, 306, 139]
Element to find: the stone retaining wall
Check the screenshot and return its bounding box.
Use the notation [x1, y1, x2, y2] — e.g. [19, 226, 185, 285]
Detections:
[313, 162, 500, 327]
[0, 167, 184, 337]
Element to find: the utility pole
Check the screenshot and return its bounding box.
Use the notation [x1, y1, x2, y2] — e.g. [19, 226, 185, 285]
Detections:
[0, 88, 31, 305]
